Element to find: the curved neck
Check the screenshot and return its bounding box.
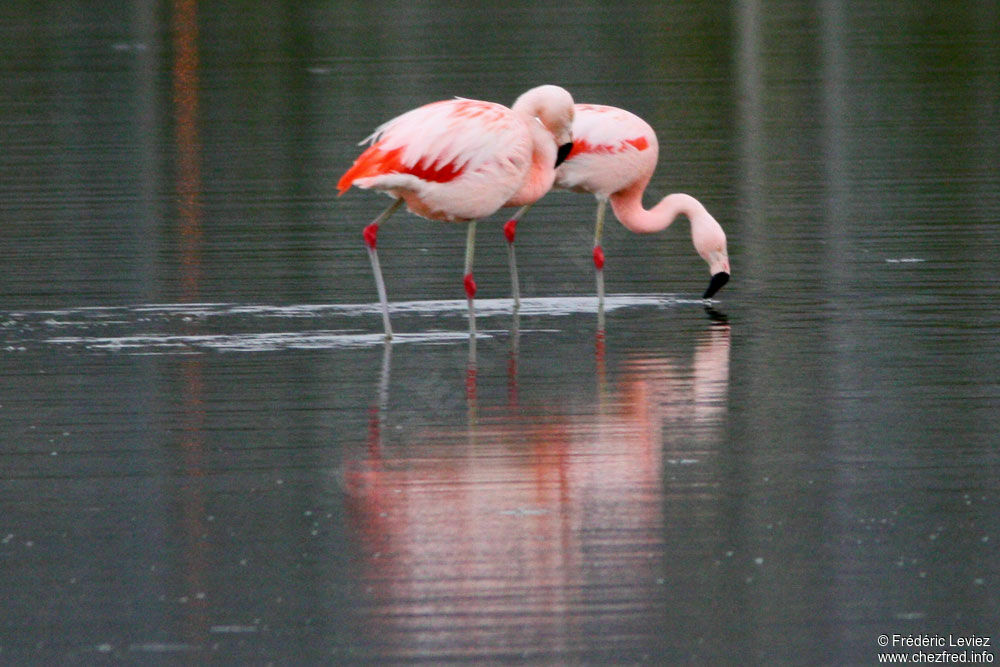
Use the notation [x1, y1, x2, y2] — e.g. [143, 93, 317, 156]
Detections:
[609, 189, 729, 275]
[505, 118, 557, 207]
[609, 189, 708, 235]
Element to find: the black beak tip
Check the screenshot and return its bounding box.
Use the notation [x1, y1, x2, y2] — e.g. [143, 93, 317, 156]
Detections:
[555, 142, 573, 167]
[703, 271, 730, 300]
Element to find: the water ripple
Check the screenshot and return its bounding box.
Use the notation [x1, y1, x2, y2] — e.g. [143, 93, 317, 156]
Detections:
[3, 294, 697, 355]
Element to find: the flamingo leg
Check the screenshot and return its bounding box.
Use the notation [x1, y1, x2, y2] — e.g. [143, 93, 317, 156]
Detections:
[363, 198, 404, 340]
[464, 220, 478, 338]
[503, 204, 532, 310]
[593, 199, 607, 327]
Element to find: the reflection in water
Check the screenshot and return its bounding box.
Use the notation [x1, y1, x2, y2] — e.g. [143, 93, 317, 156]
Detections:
[1, 1, 997, 662]
[172, 0, 202, 302]
[170, 0, 209, 650]
[344, 321, 731, 660]
[176, 355, 208, 646]
[506, 311, 521, 407]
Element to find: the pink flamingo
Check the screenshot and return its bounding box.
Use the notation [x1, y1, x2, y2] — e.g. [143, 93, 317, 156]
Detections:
[338, 85, 575, 339]
[503, 103, 730, 310]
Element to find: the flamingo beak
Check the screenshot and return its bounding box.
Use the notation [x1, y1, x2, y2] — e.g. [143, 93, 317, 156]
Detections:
[555, 142, 573, 167]
[703, 271, 730, 300]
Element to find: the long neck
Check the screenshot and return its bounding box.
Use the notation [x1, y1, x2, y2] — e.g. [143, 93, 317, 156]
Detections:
[610, 189, 728, 275]
[609, 188, 708, 235]
[505, 118, 557, 207]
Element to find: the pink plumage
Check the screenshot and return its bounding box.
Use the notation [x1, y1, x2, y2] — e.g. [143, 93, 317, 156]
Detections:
[339, 99, 534, 222]
[339, 85, 576, 339]
[555, 104, 659, 199]
[501, 103, 730, 308]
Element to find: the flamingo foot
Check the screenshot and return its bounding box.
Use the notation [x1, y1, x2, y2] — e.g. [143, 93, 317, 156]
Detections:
[592, 245, 605, 270]
[503, 219, 518, 244]
[463, 273, 477, 299]
[363, 223, 379, 249]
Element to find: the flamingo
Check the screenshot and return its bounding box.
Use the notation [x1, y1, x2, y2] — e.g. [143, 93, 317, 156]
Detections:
[338, 85, 575, 339]
[502, 103, 730, 311]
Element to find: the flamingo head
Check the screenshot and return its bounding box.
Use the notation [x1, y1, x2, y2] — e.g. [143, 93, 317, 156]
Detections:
[693, 216, 730, 300]
[512, 85, 575, 163]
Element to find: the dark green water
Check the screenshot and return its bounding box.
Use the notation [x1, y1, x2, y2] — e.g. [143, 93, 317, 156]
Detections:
[1, 2, 997, 663]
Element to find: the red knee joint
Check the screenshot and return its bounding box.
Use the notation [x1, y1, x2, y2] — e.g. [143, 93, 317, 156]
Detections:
[592, 245, 605, 270]
[363, 223, 379, 249]
[463, 273, 477, 299]
[503, 219, 518, 244]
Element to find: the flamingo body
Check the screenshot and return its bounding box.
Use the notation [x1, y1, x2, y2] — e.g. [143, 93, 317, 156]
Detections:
[338, 85, 575, 338]
[338, 99, 535, 222]
[556, 104, 659, 198]
[555, 104, 731, 300]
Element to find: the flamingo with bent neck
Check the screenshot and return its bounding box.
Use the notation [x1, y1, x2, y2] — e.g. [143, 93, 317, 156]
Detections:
[502, 103, 730, 311]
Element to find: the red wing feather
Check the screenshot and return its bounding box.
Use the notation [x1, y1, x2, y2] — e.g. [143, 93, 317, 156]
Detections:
[565, 135, 649, 162]
[337, 144, 465, 195]
[337, 98, 515, 196]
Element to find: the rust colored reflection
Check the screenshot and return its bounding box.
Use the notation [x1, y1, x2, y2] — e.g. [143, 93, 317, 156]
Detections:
[169, 0, 208, 648]
[172, 0, 202, 301]
[345, 323, 731, 659]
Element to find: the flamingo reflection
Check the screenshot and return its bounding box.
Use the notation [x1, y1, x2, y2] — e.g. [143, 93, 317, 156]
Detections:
[344, 319, 730, 660]
[166, 0, 209, 648]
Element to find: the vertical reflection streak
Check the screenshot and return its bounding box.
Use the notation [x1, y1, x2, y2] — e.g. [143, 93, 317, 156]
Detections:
[179, 355, 208, 643]
[171, 0, 207, 649]
[735, 0, 764, 232]
[172, 0, 202, 302]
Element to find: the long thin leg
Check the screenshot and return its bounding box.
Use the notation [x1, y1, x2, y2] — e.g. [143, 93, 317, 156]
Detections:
[463, 220, 478, 339]
[466, 225, 479, 419]
[363, 198, 403, 340]
[593, 198, 608, 328]
[503, 204, 531, 310]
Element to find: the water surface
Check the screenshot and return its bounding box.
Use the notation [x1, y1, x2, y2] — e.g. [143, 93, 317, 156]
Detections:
[1, 1, 998, 663]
